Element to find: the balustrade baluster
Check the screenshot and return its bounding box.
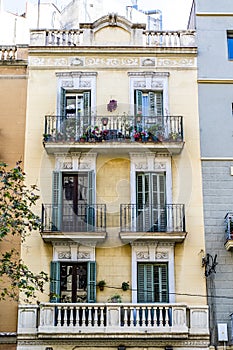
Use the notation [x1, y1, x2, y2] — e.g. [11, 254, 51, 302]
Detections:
[80, 307, 85, 327]
[63, 306, 68, 327]
[93, 307, 98, 326]
[123, 307, 128, 327]
[164, 307, 169, 326]
[141, 307, 146, 327]
[70, 306, 74, 326]
[148, 306, 152, 327]
[57, 306, 62, 326]
[130, 307, 134, 327]
[87, 306, 92, 327]
[168, 33, 172, 46]
[158, 306, 163, 327]
[100, 306, 105, 326]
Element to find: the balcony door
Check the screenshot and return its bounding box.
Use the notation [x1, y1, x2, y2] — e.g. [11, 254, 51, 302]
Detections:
[136, 173, 166, 232]
[50, 261, 96, 303]
[52, 171, 95, 232]
[60, 90, 91, 140]
[135, 90, 163, 116]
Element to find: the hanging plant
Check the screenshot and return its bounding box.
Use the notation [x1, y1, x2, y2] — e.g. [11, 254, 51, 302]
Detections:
[107, 99, 117, 112]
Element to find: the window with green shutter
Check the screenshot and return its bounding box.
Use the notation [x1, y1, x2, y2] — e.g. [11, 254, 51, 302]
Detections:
[135, 90, 163, 116]
[137, 263, 169, 303]
[50, 261, 96, 303]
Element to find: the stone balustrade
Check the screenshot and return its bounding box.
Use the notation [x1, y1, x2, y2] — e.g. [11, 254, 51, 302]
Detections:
[29, 29, 196, 47]
[0, 46, 17, 60]
[143, 30, 196, 47]
[18, 303, 209, 337]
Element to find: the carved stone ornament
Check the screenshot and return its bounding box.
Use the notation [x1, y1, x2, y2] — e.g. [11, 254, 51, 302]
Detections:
[141, 58, 155, 66]
[136, 251, 149, 260]
[155, 252, 168, 260]
[58, 251, 71, 259]
[154, 162, 166, 170]
[62, 80, 74, 88]
[69, 57, 84, 66]
[77, 252, 90, 260]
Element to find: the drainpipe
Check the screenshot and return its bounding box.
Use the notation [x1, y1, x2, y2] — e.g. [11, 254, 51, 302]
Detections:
[37, 0, 40, 28]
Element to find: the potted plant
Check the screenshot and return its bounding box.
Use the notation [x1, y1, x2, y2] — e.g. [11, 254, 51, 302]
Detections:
[80, 134, 87, 142]
[121, 281, 129, 291]
[108, 294, 122, 303]
[97, 280, 106, 291]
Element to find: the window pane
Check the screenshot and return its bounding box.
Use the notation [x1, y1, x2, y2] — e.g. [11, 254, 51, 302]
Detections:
[228, 36, 233, 59]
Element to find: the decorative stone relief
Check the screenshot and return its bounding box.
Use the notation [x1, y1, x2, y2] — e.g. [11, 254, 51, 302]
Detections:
[141, 58, 155, 66]
[69, 57, 84, 66]
[58, 251, 71, 259]
[136, 251, 149, 260]
[154, 162, 166, 170]
[62, 80, 74, 88]
[157, 58, 194, 67]
[77, 252, 91, 260]
[133, 81, 146, 88]
[80, 80, 91, 87]
[155, 251, 168, 260]
[86, 57, 139, 66]
[151, 81, 163, 88]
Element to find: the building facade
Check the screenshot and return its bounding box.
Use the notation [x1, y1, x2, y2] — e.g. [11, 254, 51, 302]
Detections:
[0, 45, 28, 350]
[189, 0, 233, 348]
[17, 14, 209, 350]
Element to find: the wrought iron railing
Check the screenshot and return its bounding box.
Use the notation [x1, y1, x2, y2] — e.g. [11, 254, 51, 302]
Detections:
[41, 204, 106, 232]
[224, 212, 233, 240]
[120, 204, 185, 232]
[43, 115, 183, 143]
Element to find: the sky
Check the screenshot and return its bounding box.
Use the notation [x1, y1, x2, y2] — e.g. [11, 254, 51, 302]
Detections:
[3, 0, 193, 30]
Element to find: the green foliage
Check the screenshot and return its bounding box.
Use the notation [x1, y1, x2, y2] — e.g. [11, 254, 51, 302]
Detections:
[0, 161, 48, 301]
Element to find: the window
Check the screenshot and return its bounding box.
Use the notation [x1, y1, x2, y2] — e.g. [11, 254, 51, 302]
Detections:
[227, 31, 233, 59]
[52, 171, 95, 232]
[136, 172, 166, 232]
[137, 263, 169, 303]
[61, 90, 91, 117]
[50, 261, 96, 302]
[135, 90, 163, 116]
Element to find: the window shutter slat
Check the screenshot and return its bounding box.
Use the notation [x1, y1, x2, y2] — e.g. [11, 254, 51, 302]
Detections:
[83, 91, 91, 116]
[135, 90, 143, 115]
[52, 171, 62, 231]
[50, 261, 60, 302]
[156, 92, 163, 116]
[87, 261, 96, 303]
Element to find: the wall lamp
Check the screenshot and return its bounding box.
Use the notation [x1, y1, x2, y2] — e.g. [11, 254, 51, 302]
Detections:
[118, 346, 126, 350]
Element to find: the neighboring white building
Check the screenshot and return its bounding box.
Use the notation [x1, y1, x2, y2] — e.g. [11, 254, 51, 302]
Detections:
[0, 0, 161, 45]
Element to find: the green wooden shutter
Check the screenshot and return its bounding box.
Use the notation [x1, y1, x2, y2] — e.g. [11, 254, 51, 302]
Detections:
[60, 87, 66, 116]
[87, 261, 96, 303]
[135, 90, 142, 115]
[83, 91, 91, 116]
[50, 261, 60, 302]
[155, 92, 163, 116]
[154, 264, 168, 302]
[148, 92, 155, 116]
[52, 171, 62, 231]
[88, 170, 95, 205]
[137, 263, 154, 303]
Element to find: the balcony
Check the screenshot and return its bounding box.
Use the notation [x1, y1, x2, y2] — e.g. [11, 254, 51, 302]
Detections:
[41, 204, 106, 244]
[224, 212, 233, 251]
[43, 115, 184, 155]
[18, 303, 209, 341]
[120, 204, 186, 243]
